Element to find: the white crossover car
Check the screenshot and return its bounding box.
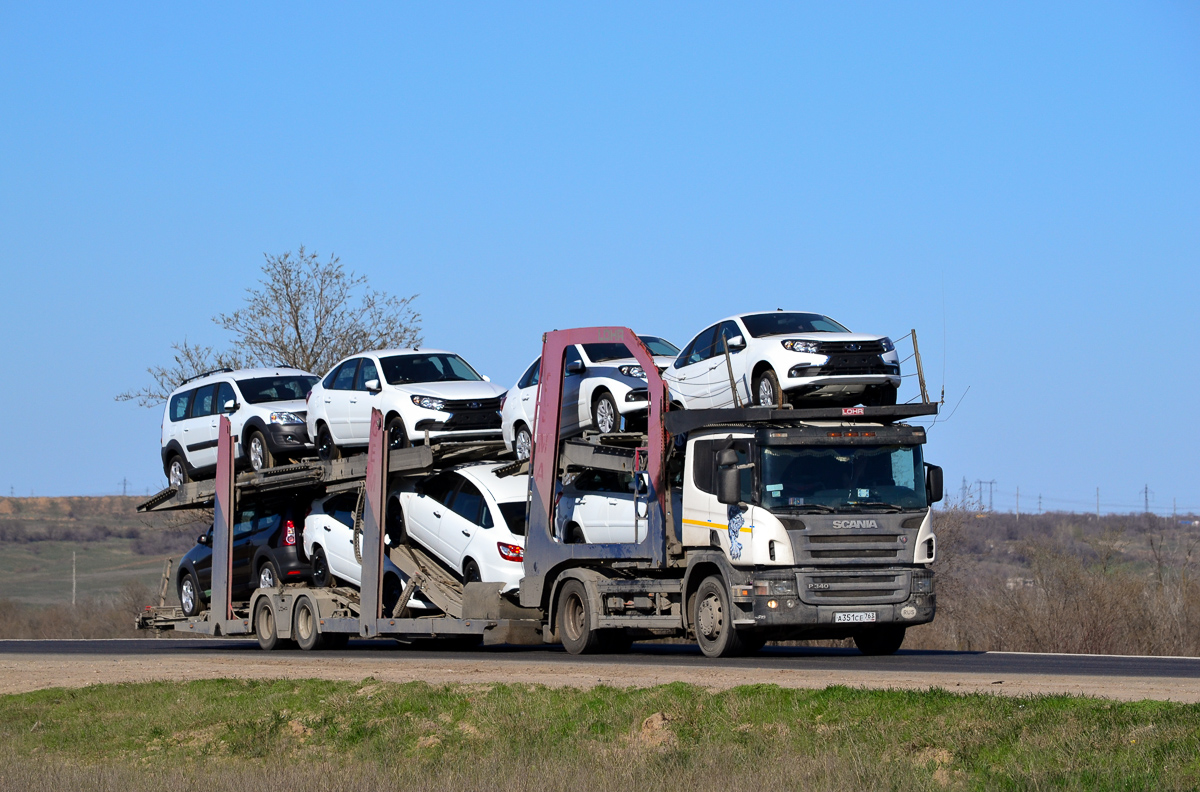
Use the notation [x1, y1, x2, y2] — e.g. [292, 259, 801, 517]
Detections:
[557, 469, 647, 544]
[161, 367, 320, 486]
[302, 491, 434, 612]
[500, 336, 679, 460]
[387, 463, 530, 592]
[663, 312, 900, 409]
[306, 348, 507, 459]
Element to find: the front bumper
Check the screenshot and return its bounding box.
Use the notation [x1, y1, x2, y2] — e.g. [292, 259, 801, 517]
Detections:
[265, 424, 314, 455]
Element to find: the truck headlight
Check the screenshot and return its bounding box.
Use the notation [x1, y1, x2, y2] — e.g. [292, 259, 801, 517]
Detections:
[411, 395, 446, 411]
[912, 575, 934, 593]
[269, 412, 305, 425]
[618, 365, 646, 378]
[782, 340, 820, 353]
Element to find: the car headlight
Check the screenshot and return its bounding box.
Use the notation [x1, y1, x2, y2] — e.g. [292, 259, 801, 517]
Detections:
[782, 339, 820, 353]
[617, 365, 646, 378]
[269, 411, 305, 425]
[880, 337, 895, 353]
[410, 395, 446, 411]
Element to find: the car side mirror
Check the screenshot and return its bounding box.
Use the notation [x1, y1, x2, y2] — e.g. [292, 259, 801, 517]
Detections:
[482, 375, 491, 382]
[727, 335, 746, 351]
[716, 448, 742, 505]
[223, 400, 238, 412]
[364, 379, 381, 392]
[925, 464, 944, 504]
[566, 361, 586, 375]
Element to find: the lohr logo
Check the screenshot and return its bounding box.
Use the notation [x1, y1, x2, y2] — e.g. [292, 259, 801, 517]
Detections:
[597, 328, 625, 343]
[832, 519, 878, 529]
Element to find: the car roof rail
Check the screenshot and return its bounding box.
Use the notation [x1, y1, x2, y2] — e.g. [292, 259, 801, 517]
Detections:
[179, 367, 235, 386]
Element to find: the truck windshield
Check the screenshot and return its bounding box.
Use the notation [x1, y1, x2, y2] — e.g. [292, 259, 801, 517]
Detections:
[759, 444, 926, 512]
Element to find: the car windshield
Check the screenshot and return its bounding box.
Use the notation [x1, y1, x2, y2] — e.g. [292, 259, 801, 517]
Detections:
[759, 444, 927, 512]
[379, 354, 483, 384]
[639, 336, 680, 356]
[236, 376, 319, 404]
[498, 501, 528, 536]
[741, 312, 850, 337]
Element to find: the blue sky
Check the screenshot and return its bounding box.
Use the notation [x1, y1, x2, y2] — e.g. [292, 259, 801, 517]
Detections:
[1, 3, 1197, 513]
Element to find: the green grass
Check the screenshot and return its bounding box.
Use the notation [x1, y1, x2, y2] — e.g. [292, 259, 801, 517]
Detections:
[2, 680, 1198, 791]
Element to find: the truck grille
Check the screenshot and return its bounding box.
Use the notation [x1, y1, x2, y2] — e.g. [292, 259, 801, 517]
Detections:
[797, 570, 909, 605]
[789, 528, 913, 564]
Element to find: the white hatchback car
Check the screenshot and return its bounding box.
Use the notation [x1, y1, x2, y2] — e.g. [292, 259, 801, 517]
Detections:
[302, 491, 434, 612]
[500, 336, 679, 460]
[663, 312, 901, 409]
[161, 367, 319, 486]
[387, 463, 529, 592]
[306, 349, 507, 459]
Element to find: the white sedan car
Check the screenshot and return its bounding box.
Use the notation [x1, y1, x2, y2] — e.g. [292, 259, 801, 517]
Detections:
[663, 312, 901, 409]
[501, 336, 679, 460]
[302, 491, 435, 613]
[557, 469, 646, 544]
[306, 348, 507, 459]
[388, 463, 530, 592]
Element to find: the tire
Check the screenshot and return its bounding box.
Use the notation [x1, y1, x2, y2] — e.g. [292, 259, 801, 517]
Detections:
[316, 424, 340, 462]
[854, 625, 906, 656]
[258, 559, 281, 590]
[385, 498, 407, 548]
[293, 597, 325, 651]
[179, 571, 203, 617]
[557, 579, 602, 655]
[692, 575, 746, 658]
[247, 430, 274, 472]
[564, 523, 586, 544]
[255, 598, 282, 651]
[167, 455, 188, 488]
[514, 424, 532, 461]
[753, 369, 782, 408]
[386, 415, 410, 450]
[592, 392, 619, 434]
[311, 546, 333, 588]
[463, 559, 482, 584]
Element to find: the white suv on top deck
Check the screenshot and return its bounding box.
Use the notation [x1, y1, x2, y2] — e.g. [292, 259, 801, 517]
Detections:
[500, 336, 679, 460]
[305, 348, 507, 459]
[663, 311, 901, 409]
[161, 367, 320, 486]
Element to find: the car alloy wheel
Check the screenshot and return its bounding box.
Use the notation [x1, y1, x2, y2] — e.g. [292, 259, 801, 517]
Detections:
[249, 435, 266, 471]
[515, 426, 532, 461]
[594, 394, 617, 434]
[259, 563, 278, 589]
[168, 458, 186, 488]
[180, 577, 196, 614]
[757, 378, 775, 407]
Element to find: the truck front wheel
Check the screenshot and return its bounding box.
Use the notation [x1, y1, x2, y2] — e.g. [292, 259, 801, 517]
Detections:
[557, 580, 602, 654]
[853, 625, 906, 656]
[692, 575, 746, 658]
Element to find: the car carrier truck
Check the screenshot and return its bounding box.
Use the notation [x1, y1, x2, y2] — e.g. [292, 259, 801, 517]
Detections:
[138, 326, 942, 657]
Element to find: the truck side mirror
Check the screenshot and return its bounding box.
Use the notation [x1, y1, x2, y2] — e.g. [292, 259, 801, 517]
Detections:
[727, 335, 746, 351]
[925, 464, 944, 504]
[716, 448, 741, 505]
[566, 361, 586, 375]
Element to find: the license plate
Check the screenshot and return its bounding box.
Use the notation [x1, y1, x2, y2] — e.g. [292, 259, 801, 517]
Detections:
[834, 611, 877, 624]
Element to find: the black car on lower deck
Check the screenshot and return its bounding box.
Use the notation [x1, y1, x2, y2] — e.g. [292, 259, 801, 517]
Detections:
[177, 498, 311, 617]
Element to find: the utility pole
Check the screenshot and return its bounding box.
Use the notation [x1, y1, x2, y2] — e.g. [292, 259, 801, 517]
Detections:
[1016, 486, 1020, 521]
[121, 477, 128, 497]
[1038, 494, 1042, 514]
[961, 477, 968, 504]
[1096, 487, 1100, 519]
[1143, 484, 1150, 515]
[72, 551, 76, 607]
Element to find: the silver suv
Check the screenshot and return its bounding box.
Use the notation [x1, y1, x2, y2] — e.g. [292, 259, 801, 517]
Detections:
[160, 367, 319, 486]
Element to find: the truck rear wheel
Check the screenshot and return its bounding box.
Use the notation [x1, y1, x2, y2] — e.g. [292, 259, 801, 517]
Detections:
[853, 625, 906, 656]
[293, 597, 325, 651]
[255, 599, 282, 651]
[557, 579, 601, 654]
[692, 575, 746, 658]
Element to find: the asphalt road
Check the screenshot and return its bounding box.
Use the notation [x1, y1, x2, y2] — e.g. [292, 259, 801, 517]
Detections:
[3, 639, 1198, 680]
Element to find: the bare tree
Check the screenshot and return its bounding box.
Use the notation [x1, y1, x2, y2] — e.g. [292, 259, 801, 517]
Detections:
[118, 247, 421, 406]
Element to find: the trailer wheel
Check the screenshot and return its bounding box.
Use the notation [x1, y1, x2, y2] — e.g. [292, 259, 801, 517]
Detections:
[325, 633, 350, 650]
[311, 547, 333, 588]
[293, 597, 325, 651]
[598, 630, 633, 654]
[179, 571, 203, 618]
[692, 575, 746, 658]
[255, 599, 282, 651]
[853, 625, 906, 656]
[557, 579, 602, 655]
